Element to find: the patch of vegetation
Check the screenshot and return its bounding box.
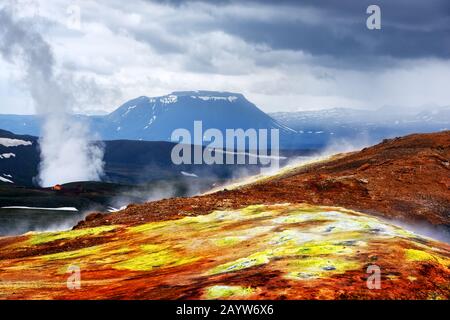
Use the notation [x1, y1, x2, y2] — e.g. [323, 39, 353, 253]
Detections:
[113, 244, 198, 271]
[29, 225, 117, 245]
[204, 285, 255, 299]
[208, 251, 271, 275]
[273, 241, 351, 257]
[405, 249, 449, 266]
[240, 205, 267, 216]
[212, 236, 244, 247]
[42, 245, 103, 260]
[285, 256, 360, 280]
[128, 221, 171, 234]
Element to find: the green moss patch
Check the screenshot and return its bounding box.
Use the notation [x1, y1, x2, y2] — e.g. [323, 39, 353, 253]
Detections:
[212, 236, 245, 247]
[208, 251, 271, 275]
[42, 245, 103, 260]
[204, 285, 255, 299]
[405, 249, 449, 266]
[113, 244, 198, 271]
[285, 256, 360, 280]
[29, 225, 117, 245]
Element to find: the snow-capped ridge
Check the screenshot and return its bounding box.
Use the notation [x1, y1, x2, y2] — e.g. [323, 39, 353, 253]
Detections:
[0, 138, 32, 147]
[33, 90, 296, 143]
[0, 153, 15, 159]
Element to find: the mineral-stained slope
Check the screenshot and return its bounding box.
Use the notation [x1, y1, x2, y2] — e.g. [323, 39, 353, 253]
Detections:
[0, 204, 449, 299]
[1, 131, 449, 300]
[76, 131, 450, 229]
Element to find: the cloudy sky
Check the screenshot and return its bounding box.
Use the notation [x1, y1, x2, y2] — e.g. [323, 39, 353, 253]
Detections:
[0, 0, 449, 114]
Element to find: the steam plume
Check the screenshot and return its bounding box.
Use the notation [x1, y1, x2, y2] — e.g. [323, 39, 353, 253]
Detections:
[0, 6, 104, 187]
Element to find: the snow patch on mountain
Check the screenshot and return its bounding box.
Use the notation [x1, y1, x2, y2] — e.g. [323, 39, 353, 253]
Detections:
[181, 171, 198, 178]
[122, 105, 137, 117]
[148, 115, 156, 126]
[1, 206, 78, 211]
[197, 95, 238, 102]
[0, 138, 32, 147]
[0, 153, 15, 159]
[0, 176, 13, 183]
[160, 95, 178, 104]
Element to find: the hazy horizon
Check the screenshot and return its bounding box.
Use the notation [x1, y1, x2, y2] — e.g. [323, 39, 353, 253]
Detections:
[1, 90, 449, 116]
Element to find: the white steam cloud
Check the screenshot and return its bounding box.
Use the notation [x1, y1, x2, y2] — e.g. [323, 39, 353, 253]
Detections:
[0, 6, 104, 187]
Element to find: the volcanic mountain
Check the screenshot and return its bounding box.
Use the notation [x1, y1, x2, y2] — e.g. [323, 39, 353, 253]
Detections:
[0, 131, 449, 300]
[94, 91, 295, 142]
[0, 91, 296, 144]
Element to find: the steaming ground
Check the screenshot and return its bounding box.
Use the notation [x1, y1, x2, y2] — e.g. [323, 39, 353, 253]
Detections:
[1, 203, 449, 300]
[0, 140, 376, 237]
[389, 219, 450, 244]
[0, 6, 104, 187]
[0, 207, 89, 236]
[204, 138, 368, 195]
[38, 114, 104, 187]
[0, 177, 230, 236]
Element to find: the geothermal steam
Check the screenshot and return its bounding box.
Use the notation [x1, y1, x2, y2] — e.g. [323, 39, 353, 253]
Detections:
[0, 7, 104, 187]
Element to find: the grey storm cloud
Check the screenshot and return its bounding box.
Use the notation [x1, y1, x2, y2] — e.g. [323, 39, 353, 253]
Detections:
[0, 6, 105, 186]
[146, 0, 450, 62]
[2, 0, 450, 114]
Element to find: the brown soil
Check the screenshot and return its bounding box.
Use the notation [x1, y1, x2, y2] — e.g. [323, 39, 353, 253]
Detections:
[75, 131, 450, 229]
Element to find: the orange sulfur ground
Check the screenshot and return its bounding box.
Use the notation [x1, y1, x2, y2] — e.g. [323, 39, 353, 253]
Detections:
[0, 204, 449, 300]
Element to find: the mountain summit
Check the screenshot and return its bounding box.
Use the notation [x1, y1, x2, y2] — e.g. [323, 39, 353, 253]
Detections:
[95, 90, 293, 141]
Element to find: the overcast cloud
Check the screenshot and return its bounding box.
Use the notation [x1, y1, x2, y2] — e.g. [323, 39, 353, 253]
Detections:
[0, 0, 449, 114]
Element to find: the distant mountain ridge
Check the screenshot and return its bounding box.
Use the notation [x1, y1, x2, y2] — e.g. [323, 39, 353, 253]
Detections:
[1, 91, 449, 149]
[270, 106, 450, 143]
[0, 91, 293, 141]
